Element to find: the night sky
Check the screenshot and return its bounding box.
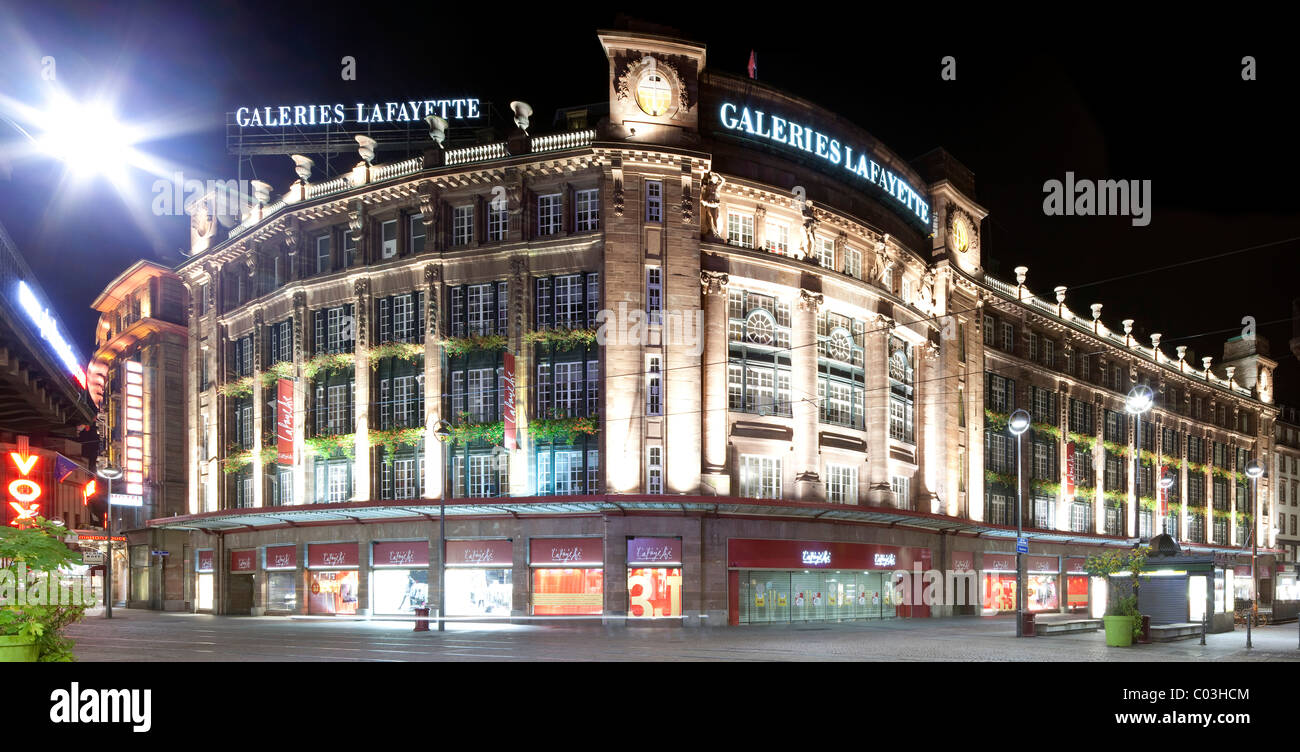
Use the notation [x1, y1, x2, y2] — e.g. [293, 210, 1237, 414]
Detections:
[2, 3, 1297, 404]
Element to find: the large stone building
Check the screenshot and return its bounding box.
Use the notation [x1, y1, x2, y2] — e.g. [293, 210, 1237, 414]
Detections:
[1274, 405, 1299, 600]
[133, 29, 1282, 626]
[87, 260, 191, 608]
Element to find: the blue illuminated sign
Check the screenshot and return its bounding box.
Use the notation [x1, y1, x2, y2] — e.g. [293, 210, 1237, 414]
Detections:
[16, 281, 86, 388]
[718, 102, 930, 225]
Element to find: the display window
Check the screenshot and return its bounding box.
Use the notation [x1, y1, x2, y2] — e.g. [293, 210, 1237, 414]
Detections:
[1026, 574, 1059, 612]
[309, 570, 359, 615]
[446, 568, 513, 616]
[372, 569, 428, 615]
[1189, 575, 1207, 622]
[267, 571, 297, 611]
[982, 574, 1017, 612]
[196, 574, 213, 611]
[628, 568, 682, 618]
[738, 571, 894, 624]
[1067, 576, 1089, 610]
[532, 568, 603, 615]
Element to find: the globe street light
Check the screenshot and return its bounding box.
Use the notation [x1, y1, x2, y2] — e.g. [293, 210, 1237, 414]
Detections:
[1244, 458, 1264, 649]
[95, 465, 122, 619]
[1008, 408, 1031, 637]
[1126, 385, 1154, 539]
[431, 419, 453, 632]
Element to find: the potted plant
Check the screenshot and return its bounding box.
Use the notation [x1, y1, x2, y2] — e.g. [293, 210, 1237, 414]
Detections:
[1085, 546, 1149, 647]
[0, 518, 91, 662]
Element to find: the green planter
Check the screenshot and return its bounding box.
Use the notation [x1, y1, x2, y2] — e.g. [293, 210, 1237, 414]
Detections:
[0, 635, 39, 662]
[1103, 615, 1135, 647]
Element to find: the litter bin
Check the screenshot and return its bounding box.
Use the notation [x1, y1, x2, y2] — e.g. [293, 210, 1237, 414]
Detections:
[1138, 615, 1151, 644]
[413, 607, 430, 632]
[1022, 612, 1036, 636]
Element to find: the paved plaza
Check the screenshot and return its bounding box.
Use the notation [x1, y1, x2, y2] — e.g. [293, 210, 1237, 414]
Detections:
[64, 610, 1300, 662]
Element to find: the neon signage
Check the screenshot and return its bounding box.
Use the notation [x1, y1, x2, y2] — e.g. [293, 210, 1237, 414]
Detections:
[16, 281, 86, 388]
[235, 98, 482, 128]
[801, 550, 831, 566]
[7, 450, 41, 527]
[122, 360, 145, 497]
[717, 102, 930, 225]
[873, 553, 897, 568]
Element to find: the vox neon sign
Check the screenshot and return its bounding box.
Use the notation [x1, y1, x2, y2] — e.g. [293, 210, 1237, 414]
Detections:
[7, 450, 42, 527]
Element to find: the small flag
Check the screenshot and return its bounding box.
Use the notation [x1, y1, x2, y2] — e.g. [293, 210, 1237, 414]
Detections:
[55, 453, 78, 483]
[748, 50, 757, 80]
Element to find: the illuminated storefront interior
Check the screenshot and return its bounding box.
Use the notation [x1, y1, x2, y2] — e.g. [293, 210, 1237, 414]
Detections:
[530, 538, 603, 616]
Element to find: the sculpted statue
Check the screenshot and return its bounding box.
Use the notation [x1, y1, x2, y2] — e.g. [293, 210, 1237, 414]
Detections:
[700, 170, 725, 240]
[799, 201, 818, 259]
[920, 269, 936, 309]
[871, 241, 891, 284]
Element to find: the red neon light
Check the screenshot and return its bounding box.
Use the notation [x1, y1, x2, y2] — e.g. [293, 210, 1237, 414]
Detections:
[9, 452, 38, 476]
[8, 450, 43, 526]
[8, 479, 41, 503]
[83, 479, 96, 504]
[8, 501, 39, 527]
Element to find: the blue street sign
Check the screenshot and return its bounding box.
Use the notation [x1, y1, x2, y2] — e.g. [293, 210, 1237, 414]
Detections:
[1016, 538, 1029, 554]
[152, 550, 169, 557]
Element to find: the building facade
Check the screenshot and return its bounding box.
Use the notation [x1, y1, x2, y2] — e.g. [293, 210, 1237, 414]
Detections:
[1273, 405, 1299, 601]
[87, 260, 191, 609]
[140, 29, 1282, 626]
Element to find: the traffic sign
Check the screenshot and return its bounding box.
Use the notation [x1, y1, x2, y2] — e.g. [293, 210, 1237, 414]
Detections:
[1016, 538, 1029, 554]
[152, 550, 169, 557]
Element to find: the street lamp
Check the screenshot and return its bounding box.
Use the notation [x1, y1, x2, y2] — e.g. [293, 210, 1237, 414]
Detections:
[1126, 385, 1154, 539]
[95, 465, 122, 619]
[1008, 408, 1031, 637]
[1244, 458, 1264, 649]
[432, 420, 453, 633]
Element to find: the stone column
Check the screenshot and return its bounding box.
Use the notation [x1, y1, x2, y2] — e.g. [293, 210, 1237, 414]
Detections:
[1094, 393, 1105, 534]
[292, 291, 309, 504]
[509, 255, 530, 496]
[352, 278, 371, 501]
[423, 264, 444, 500]
[865, 316, 893, 505]
[792, 289, 823, 501]
[251, 309, 265, 508]
[700, 271, 730, 495]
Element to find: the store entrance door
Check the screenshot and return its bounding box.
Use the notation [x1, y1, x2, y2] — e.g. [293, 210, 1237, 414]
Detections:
[228, 574, 254, 615]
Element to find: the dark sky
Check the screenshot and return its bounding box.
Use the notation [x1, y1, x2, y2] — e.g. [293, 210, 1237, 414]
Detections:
[2, 3, 1297, 404]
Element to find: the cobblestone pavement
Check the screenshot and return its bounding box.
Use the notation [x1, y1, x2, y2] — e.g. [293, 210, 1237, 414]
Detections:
[64, 610, 1300, 661]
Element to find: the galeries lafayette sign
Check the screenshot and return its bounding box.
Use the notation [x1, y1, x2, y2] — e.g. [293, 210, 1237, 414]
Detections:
[235, 98, 482, 128]
[307, 542, 359, 568]
[372, 541, 429, 568]
[530, 538, 603, 567]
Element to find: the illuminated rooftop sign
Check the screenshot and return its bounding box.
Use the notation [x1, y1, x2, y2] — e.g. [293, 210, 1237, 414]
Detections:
[235, 98, 482, 128]
[718, 102, 930, 226]
[15, 281, 87, 388]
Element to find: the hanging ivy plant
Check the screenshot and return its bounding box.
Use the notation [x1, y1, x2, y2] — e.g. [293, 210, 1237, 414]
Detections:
[1187, 461, 1206, 475]
[303, 352, 356, 381]
[1030, 479, 1061, 496]
[984, 409, 1009, 433]
[1210, 466, 1234, 483]
[222, 450, 253, 474]
[218, 376, 255, 399]
[1138, 496, 1158, 511]
[372, 427, 425, 464]
[442, 334, 507, 358]
[1030, 422, 1061, 440]
[448, 419, 505, 446]
[1074, 485, 1096, 499]
[259, 360, 295, 388]
[1211, 508, 1233, 520]
[524, 327, 598, 351]
[1067, 432, 1096, 453]
[305, 433, 356, 460]
[259, 446, 280, 465]
[370, 341, 425, 367]
[1103, 489, 1129, 505]
[1101, 439, 1131, 458]
[984, 470, 1016, 487]
[529, 413, 600, 445]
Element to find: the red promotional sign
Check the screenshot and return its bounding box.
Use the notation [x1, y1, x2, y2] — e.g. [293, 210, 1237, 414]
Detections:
[726, 539, 930, 571]
[446, 539, 514, 567]
[950, 551, 975, 572]
[502, 352, 517, 451]
[1026, 555, 1059, 573]
[627, 537, 682, 566]
[1065, 441, 1076, 498]
[530, 537, 603, 567]
[308, 542, 359, 568]
[230, 550, 256, 572]
[1065, 557, 1087, 574]
[276, 378, 294, 466]
[372, 540, 429, 568]
[265, 544, 297, 570]
[196, 550, 214, 572]
[982, 552, 1016, 572]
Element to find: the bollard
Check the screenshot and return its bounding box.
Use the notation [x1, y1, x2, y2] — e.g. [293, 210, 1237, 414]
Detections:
[1200, 613, 1206, 646]
[413, 606, 430, 632]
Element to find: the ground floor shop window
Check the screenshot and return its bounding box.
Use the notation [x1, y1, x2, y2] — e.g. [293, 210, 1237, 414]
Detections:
[1067, 575, 1089, 611]
[738, 570, 896, 624]
[532, 568, 603, 615]
[446, 568, 513, 616]
[1026, 574, 1059, 612]
[372, 569, 428, 615]
[982, 573, 1017, 612]
[267, 572, 296, 611]
[628, 567, 682, 618]
[196, 573, 213, 611]
[309, 570, 359, 615]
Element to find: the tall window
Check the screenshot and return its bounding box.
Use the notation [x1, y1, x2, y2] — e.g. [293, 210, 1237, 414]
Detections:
[764, 222, 788, 254]
[574, 188, 600, 232]
[377, 291, 426, 344]
[888, 338, 914, 443]
[535, 448, 599, 496]
[381, 219, 398, 259]
[1001, 322, 1014, 352]
[727, 212, 754, 248]
[409, 215, 426, 254]
[537, 193, 562, 235]
[535, 273, 599, 330]
[313, 305, 356, 355]
[647, 446, 663, 494]
[646, 355, 662, 416]
[891, 475, 911, 510]
[645, 180, 662, 223]
[453, 205, 473, 246]
[646, 267, 662, 326]
[826, 465, 857, 504]
[233, 335, 254, 378]
[727, 290, 792, 418]
[343, 233, 357, 268]
[450, 452, 506, 499]
[486, 200, 508, 242]
[987, 373, 1013, 413]
[315, 234, 331, 275]
[844, 247, 862, 279]
[818, 237, 835, 270]
[381, 456, 425, 500]
[267, 318, 293, 365]
[814, 312, 865, 428]
[314, 380, 355, 436]
[449, 281, 508, 338]
[740, 455, 781, 499]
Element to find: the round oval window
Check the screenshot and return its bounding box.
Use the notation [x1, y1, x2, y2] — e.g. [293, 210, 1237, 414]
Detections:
[636, 71, 673, 116]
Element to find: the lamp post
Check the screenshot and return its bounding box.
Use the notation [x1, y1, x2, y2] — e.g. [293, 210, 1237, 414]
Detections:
[1008, 408, 1031, 637]
[95, 465, 122, 619]
[432, 420, 453, 633]
[1126, 385, 1154, 539]
[1244, 458, 1264, 649]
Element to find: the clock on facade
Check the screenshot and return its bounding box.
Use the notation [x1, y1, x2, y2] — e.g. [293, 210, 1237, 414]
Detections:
[636, 69, 673, 116]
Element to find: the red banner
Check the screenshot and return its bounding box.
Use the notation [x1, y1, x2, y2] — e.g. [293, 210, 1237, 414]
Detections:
[372, 540, 429, 568]
[196, 550, 214, 572]
[307, 542, 359, 568]
[276, 379, 294, 465]
[230, 550, 256, 572]
[1065, 441, 1076, 497]
[627, 537, 682, 566]
[726, 539, 930, 571]
[502, 352, 517, 451]
[982, 552, 1016, 572]
[446, 539, 514, 567]
[530, 537, 603, 566]
[265, 544, 297, 570]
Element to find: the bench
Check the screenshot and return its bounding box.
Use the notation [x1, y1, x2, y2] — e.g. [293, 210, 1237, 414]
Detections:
[1150, 623, 1203, 642]
[1037, 619, 1102, 635]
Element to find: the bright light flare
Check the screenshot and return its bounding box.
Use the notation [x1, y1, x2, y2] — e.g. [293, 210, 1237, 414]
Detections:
[32, 94, 139, 183]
